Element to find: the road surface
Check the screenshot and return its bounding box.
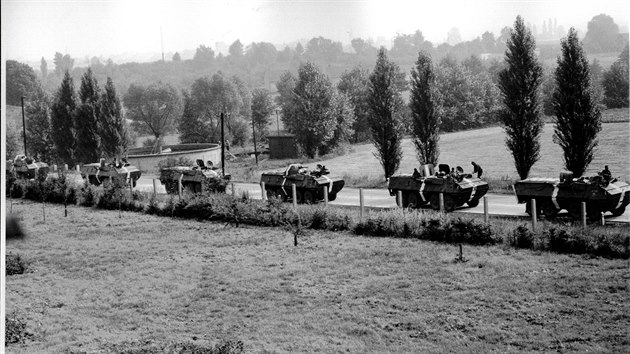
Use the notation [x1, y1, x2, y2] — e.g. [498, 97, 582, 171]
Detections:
[130, 175, 630, 223]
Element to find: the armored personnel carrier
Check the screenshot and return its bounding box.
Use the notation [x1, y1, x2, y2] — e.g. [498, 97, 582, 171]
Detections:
[513, 172, 630, 219]
[11, 155, 49, 179]
[160, 160, 230, 194]
[81, 158, 141, 187]
[261, 164, 345, 203]
[388, 163, 489, 211]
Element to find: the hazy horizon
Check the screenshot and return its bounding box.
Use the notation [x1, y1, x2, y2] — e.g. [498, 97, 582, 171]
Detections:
[2, 0, 629, 65]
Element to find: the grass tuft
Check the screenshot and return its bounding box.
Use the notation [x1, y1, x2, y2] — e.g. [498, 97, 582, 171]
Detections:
[5, 311, 31, 344]
[6, 253, 27, 275]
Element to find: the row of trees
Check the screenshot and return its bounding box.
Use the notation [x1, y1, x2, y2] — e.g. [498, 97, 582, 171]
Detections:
[411, 16, 603, 181]
[23, 14, 625, 108]
[21, 69, 129, 166]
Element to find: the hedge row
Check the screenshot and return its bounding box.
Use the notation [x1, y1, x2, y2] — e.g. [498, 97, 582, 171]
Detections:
[6, 176, 629, 259]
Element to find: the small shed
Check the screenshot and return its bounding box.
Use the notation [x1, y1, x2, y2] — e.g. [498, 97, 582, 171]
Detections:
[267, 134, 298, 159]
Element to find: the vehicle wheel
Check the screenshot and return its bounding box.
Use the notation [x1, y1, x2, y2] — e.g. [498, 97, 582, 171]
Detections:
[167, 181, 178, 194]
[443, 195, 456, 212]
[611, 206, 626, 217]
[567, 204, 582, 219]
[88, 175, 101, 186]
[303, 190, 315, 204]
[132, 178, 138, 188]
[525, 199, 541, 216]
[429, 194, 440, 210]
[266, 188, 276, 200]
[406, 192, 420, 208]
[467, 198, 480, 208]
[586, 204, 602, 221]
[281, 189, 289, 202]
[328, 192, 337, 201]
[540, 200, 559, 218]
[193, 182, 202, 194]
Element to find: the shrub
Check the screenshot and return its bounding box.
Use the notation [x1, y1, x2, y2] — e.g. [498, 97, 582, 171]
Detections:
[77, 182, 100, 207]
[301, 206, 352, 231]
[6, 170, 16, 195]
[97, 176, 129, 210]
[546, 227, 590, 255]
[23, 180, 43, 201]
[7, 178, 25, 198]
[6, 253, 27, 275]
[446, 218, 498, 245]
[510, 225, 536, 249]
[145, 195, 162, 215]
[354, 211, 497, 246]
[5, 311, 31, 344]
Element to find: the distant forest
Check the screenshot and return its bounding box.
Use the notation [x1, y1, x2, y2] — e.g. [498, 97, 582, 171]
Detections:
[19, 13, 629, 97]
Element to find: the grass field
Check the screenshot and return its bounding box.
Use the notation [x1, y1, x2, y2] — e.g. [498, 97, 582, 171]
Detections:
[5, 200, 630, 353]
[305, 121, 630, 184]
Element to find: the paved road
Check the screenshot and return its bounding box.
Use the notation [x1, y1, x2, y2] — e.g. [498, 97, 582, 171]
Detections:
[131, 175, 630, 223]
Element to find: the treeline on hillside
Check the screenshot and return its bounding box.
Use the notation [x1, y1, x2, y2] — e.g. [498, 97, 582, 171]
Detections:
[12, 13, 628, 98]
[5, 14, 628, 178]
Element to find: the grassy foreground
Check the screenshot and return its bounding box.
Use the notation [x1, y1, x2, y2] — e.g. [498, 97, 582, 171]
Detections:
[5, 200, 630, 353]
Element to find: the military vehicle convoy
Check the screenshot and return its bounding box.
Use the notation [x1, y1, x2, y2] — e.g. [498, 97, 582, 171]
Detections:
[160, 160, 230, 194]
[261, 164, 345, 203]
[11, 155, 49, 179]
[81, 159, 142, 187]
[513, 172, 630, 220]
[387, 163, 489, 211]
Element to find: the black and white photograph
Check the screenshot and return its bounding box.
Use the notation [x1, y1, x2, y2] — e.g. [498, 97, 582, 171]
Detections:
[2, 0, 629, 352]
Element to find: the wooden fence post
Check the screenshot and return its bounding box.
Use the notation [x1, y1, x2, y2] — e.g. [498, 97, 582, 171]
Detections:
[359, 188, 364, 220]
[439, 193, 444, 212]
[531, 199, 537, 231]
[292, 184, 297, 209]
[601, 212, 605, 226]
[178, 178, 182, 201]
[397, 190, 403, 208]
[581, 202, 587, 228]
[153, 179, 158, 198]
[261, 182, 267, 201]
[483, 196, 489, 223]
[323, 185, 328, 207]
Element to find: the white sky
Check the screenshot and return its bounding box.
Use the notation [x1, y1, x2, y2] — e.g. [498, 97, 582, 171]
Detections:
[1, 0, 629, 62]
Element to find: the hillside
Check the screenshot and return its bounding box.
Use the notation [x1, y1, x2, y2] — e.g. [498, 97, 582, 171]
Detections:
[314, 120, 630, 181]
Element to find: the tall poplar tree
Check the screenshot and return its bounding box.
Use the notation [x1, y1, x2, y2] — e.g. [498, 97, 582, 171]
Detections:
[25, 86, 55, 162]
[553, 28, 602, 178]
[291, 62, 336, 158]
[179, 90, 212, 143]
[368, 48, 404, 179]
[75, 68, 101, 163]
[250, 88, 274, 142]
[498, 16, 543, 180]
[409, 51, 440, 166]
[100, 77, 128, 158]
[50, 71, 77, 166]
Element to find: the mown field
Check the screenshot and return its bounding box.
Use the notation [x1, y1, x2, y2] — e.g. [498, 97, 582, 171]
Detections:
[5, 200, 629, 353]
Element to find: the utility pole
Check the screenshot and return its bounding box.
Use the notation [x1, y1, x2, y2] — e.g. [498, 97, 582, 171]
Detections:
[221, 112, 225, 176]
[21, 96, 27, 156]
[160, 26, 165, 62]
[252, 117, 258, 165]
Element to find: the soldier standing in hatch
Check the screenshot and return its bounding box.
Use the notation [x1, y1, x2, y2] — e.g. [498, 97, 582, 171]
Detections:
[601, 165, 612, 182]
[471, 161, 483, 178]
